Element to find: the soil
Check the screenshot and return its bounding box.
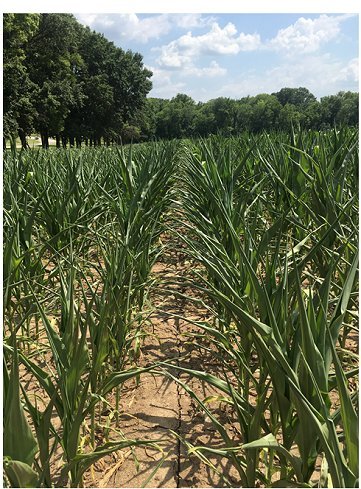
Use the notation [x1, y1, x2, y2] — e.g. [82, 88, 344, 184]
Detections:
[83, 246, 240, 488]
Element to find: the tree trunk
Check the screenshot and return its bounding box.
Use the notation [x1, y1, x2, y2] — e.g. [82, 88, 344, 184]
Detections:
[19, 129, 28, 150]
[56, 134, 61, 148]
[76, 137, 81, 148]
[69, 136, 75, 147]
[84, 138, 88, 147]
[62, 135, 67, 148]
[41, 131, 49, 149]
[10, 135, 17, 153]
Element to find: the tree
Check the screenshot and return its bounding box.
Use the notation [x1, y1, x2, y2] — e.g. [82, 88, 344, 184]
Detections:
[335, 91, 359, 126]
[65, 27, 152, 145]
[120, 124, 142, 144]
[279, 103, 303, 130]
[153, 94, 197, 139]
[273, 87, 317, 109]
[3, 13, 40, 149]
[4, 14, 153, 149]
[142, 98, 169, 140]
[105, 49, 152, 143]
[193, 102, 215, 137]
[3, 14, 358, 147]
[248, 94, 282, 132]
[206, 97, 238, 135]
[320, 94, 343, 127]
[234, 97, 252, 132]
[25, 14, 84, 148]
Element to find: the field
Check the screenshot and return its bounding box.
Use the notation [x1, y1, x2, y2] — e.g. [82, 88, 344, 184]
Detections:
[3, 129, 359, 488]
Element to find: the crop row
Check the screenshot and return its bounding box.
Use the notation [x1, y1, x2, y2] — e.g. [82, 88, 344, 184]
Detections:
[3, 128, 358, 487]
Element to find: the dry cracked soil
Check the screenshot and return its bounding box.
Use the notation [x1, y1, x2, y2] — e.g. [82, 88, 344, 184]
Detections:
[83, 247, 240, 488]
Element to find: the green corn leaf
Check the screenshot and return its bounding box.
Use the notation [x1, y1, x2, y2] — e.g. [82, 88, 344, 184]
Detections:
[328, 328, 358, 476]
[288, 373, 355, 488]
[19, 352, 64, 418]
[243, 433, 303, 482]
[4, 337, 38, 467]
[102, 365, 159, 396]
[329, 251, 358, 342]
[3, 458, 39, 488]
[294, 259, 327, 397]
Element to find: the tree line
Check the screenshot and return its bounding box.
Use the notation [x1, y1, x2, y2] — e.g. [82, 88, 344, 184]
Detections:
[4, 14, 359, 149]
[140, 89, 358, 141]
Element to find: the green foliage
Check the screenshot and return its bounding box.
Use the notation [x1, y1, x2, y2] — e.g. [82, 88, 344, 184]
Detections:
[273, 87, 317, 108]
[145, 90, 358, 141]
[3, 142, 178, 486]
[2, 132, 358, 488]
[3, 338, 38, 467]
[3, 14, 152, 148]
[3, 14, 40, 147]
[175, 130, 358, 487]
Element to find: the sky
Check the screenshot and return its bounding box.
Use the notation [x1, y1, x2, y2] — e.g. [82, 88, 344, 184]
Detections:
[73, 12, 359, 102]
[2, 0, 359, 102]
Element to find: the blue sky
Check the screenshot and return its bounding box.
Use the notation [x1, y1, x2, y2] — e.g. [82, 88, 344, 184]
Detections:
[74, 13, 358, 101]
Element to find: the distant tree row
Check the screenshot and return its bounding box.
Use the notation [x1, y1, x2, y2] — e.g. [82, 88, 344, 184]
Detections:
[137, 89, 358, 141]
[3, 13, 152, 149]
[3, 14, 358, 149]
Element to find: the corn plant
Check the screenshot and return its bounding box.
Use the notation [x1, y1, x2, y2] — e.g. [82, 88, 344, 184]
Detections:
[171, 131, 358, 487]
[3, 142, 177, 487]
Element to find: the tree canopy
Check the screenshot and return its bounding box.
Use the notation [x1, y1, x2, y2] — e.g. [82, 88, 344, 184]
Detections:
[3, 13, 152, 149]
[143, 89, 358, 141]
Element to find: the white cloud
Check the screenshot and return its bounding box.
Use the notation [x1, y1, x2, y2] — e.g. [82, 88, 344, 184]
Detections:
[266, 54, 359, 91]
[154, 14, 353, 70]
[268, 14, 354, 54]
[76, 14, 103, 26]
[76, 13, 172, 43]
[339, 57, 359, 82]
[183, 61, 227, 77]
[216, 54, 359, 100]
[148, 60, 226, 99]
[75, 13, 214, 44]
[147, 66, 186, 99]
[156, 22, 261, 68]
[74, 13, 357, 102]
[76, 13, 354, 55]
[169, 14, 215, 29]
